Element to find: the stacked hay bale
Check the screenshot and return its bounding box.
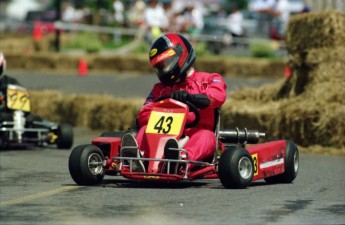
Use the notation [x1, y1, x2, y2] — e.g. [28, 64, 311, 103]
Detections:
[30, 91, 142, 131]
[222, 11, 345, 149]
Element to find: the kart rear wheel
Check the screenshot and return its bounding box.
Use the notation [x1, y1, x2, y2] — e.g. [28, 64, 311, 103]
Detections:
[218, 147, 254, 189]
[264, 140, 299, 184]
[69, 144, 105, 185]
[56, 123, 73, 149]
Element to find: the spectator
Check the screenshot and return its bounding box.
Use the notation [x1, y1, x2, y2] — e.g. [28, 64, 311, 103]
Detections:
[270, 0, 290, 40]
[226, 5, 245, 39]
[249, 0, 275, 37]
[128, 0, 146, 27]
[184, 4, 204, 37]
[143, 0, 168, 43]
[169, 10, 186, 33]
[301, 0, 311, 13]
[113, 0, 125, 26]
[62, 2, 76, 22]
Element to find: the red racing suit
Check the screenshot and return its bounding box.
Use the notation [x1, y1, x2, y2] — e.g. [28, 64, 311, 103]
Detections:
[136, 70, 227, 161]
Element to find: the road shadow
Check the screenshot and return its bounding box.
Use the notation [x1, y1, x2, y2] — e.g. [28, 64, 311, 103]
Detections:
[100, 178, 210, 189]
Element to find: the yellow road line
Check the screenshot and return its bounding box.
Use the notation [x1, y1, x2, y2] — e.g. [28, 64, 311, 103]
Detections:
[0, 186, 81, 208]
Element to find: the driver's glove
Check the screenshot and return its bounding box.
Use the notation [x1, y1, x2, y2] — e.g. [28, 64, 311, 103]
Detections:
[171, 90, 190, 102]
[171, 91, 210, 109]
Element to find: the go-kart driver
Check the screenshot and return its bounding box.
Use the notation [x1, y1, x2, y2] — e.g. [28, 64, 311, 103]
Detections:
[121, 33, 227, 172]
[0, 52, 20, 121]
[0, 52, 43, 126]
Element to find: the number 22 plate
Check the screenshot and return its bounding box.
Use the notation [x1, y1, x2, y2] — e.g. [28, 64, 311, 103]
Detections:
[146, 111, 185, 135]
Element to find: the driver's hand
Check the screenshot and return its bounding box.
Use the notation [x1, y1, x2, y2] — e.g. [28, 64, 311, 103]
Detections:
[170, 90, 191, 102]
[186, 112, 196, 124]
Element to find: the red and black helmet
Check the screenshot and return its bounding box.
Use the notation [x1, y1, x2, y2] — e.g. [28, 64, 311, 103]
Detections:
[149, 33, 196, 86]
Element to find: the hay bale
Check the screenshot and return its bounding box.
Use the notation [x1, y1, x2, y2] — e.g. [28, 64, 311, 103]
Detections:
[91, 55, 151, 72]
[220, 58, 285, 77]
[304, 47, 345, 65]
[286, 11, 345, 53]
[288, 47, 345, 66]
[89, 99, 142, 131]
[30, 90, 143, 130]
[270, 99, 345, 147]
[56, 94, 115, 127]
[229, 80, 286, 102]
[7, 53, 57, 70]
[278, 58, 345, 98]
[221, 100, 280, 138]
[30, 90, 63, 123]
[222, 93, 345, 148]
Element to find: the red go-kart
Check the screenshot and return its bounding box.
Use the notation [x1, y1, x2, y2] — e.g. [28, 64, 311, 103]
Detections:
[68, 98, 299, 188]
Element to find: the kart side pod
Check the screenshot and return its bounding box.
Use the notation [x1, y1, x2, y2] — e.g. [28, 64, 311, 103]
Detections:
[219, 128, 265, 146]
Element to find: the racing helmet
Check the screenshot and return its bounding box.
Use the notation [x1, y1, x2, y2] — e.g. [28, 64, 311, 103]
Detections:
[149, 33, 196, 86]
[0, 52, 6, 76]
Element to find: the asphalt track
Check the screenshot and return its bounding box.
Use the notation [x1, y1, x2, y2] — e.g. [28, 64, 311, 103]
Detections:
[0, 128, 344, 225]
[0, 71, 344, 224]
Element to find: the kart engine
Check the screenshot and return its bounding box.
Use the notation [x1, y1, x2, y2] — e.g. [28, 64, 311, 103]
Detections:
[219, 128, 265, 146]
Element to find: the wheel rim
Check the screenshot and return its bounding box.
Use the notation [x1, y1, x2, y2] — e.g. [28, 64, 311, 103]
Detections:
[88, 153, 104, 175]
[238, 157, 253, 180]
[293, 151, 299, 173]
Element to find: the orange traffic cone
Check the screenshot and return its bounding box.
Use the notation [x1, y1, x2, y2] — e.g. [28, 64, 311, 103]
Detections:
[78, 59, 88, 77]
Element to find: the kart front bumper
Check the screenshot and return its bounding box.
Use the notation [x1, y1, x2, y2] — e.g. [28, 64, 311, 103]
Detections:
[111, 156, 219, 181]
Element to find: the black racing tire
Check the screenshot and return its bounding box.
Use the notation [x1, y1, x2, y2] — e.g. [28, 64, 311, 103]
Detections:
[56, 123, 73, 149]
[218, 147, 254, 189]
[264, 140, 299, 184]
[69, 144, 105, 185]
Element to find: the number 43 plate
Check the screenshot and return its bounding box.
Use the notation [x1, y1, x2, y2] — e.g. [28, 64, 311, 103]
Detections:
[146, 111, 186, 136]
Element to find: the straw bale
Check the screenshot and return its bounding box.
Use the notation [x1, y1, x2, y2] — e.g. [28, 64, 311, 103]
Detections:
[221, 95, 345, 148]
[220, 100, 281, 139]
[277, 57, 345, 99]
[286, 11, 345, 53]
[89, 99, 141, 131]
[56, 94, 115, 127]
[0, 36, 33, 53]
[195, 58, 226, 75]
[288, 47, 345, 67]
[30, 90, 143, 129]
[30, 90, 64, 123]
[274, 100, 345, 147]
[221, 59, 285, 77]
[91, 55, 151, 72]
[229, 80, 286, 102]
[304, 47, 345, 65]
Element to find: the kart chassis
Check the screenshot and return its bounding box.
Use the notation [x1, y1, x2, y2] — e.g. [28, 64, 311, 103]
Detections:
[69, 98, 299, 188]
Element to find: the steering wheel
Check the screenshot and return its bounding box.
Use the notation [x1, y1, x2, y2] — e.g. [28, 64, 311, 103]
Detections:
[155, 95, 200, 128]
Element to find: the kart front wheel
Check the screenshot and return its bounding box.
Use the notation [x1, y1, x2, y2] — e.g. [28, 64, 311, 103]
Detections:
[264, 140, 299, 184]
[69, 144, 105, 185]
[56, 123, 73, 149]
[218, 147, 254, 189]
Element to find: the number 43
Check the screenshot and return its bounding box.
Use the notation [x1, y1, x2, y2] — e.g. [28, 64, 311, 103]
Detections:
[154, 116, 173, 134]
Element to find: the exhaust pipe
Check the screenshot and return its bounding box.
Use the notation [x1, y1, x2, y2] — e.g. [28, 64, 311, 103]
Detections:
[219, 128, 265, 145]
